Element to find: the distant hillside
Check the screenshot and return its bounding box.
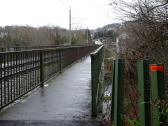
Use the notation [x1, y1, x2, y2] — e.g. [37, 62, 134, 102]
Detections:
[94, 23, 121, 32]
[91, 23, 121, 41]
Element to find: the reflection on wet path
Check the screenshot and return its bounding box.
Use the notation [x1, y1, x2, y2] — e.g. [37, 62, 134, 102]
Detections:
[0, 57, 93, 121]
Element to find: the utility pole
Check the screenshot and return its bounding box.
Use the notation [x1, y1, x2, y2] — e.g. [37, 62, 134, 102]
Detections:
[86, 28, 88, 44]
[69, 7, 72, 45]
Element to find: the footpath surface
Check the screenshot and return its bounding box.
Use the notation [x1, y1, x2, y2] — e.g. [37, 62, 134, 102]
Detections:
[0, 56, 102, 126]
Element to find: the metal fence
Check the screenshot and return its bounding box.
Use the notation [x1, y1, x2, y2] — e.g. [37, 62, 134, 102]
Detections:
[0, 45, 97, 109]
[111, 59, 167, 126]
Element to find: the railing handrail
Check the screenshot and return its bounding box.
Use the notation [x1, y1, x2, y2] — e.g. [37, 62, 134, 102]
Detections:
[0, 44, 93, 49]
[0, 45, 95, 54]
[90, 45, 103, 56]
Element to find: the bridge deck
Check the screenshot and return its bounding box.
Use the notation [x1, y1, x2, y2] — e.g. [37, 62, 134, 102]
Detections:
[0, 56, 101, 126]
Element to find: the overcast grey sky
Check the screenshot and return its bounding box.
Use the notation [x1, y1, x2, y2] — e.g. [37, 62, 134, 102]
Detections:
[0, 0, 131, 29]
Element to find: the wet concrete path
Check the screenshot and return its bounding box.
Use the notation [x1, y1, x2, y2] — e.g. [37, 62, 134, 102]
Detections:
[0, 57, 102, 126]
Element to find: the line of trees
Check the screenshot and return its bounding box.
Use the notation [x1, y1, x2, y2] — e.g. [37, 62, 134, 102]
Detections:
[0, 26, 91, 48]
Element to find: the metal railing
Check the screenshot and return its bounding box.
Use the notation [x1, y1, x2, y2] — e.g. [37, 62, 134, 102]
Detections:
[90, 45, 104, 117]
[0, 45, 97, 109]
[111, 59, 167, 126]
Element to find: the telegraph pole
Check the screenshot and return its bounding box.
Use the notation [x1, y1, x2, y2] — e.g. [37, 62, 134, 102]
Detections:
[69, 7, 72, 45]
[86, 28, 88, 44]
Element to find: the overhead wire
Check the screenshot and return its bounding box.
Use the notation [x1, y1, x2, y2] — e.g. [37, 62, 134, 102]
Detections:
[58, 0, 69, 9]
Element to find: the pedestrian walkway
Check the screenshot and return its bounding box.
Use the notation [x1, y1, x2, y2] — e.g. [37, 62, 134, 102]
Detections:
[0, 57, 102, 126]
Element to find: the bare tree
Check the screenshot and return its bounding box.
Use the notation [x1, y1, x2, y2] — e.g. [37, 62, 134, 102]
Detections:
[110, 0, 168, 122]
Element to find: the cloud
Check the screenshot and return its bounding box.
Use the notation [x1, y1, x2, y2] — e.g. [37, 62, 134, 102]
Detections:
[0, 0, 121, 29]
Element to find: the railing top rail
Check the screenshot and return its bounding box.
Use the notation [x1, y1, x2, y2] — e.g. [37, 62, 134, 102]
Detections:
[90, 45, 103, 56]
[0, 49, 43, 54]
[0, 45, 94, 54]
[0, 44, 92, 49]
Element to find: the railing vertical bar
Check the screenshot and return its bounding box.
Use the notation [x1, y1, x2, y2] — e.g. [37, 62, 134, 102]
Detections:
[13, 53, 16, 99]
[26, 52, 28, 92]
[10, 53, 13, 102]
[28, 52, 30, 91]
[7, 54, 10, 103]
[150, 64, 165, 126]
[111, 60, 115, 121]
[0, 54, 2, 107]
[21, 52, 23, 94]
[137, 60, 151, 126]
[4, 54, 6, 104]
[24, 52, 27, 92]
[32, 51, 35, 87]
[20, 52, 23, 95]
[114, 59, 124, 126]
[19, 52, 21, 96]
[91, 54, 97, 117]
[34, 52, 38, 86]
[10, 53, 13, 101]
[59, 49, 62, 73]
[40, 51, 44, 86]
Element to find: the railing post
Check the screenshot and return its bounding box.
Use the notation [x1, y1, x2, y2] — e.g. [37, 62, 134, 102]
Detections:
[91, 54, 97, 117]
[40, 51, 44, 86]
[150, 64, 165, 126]
[77, 48, 79, 60]
[97, 48, 104, 114]
[111, 60, 115, 121]
[59, 49, 62, 73]
[137, 60, 151, 126]
[90, 46, 104, 117]
[114, 59, 124, 126]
